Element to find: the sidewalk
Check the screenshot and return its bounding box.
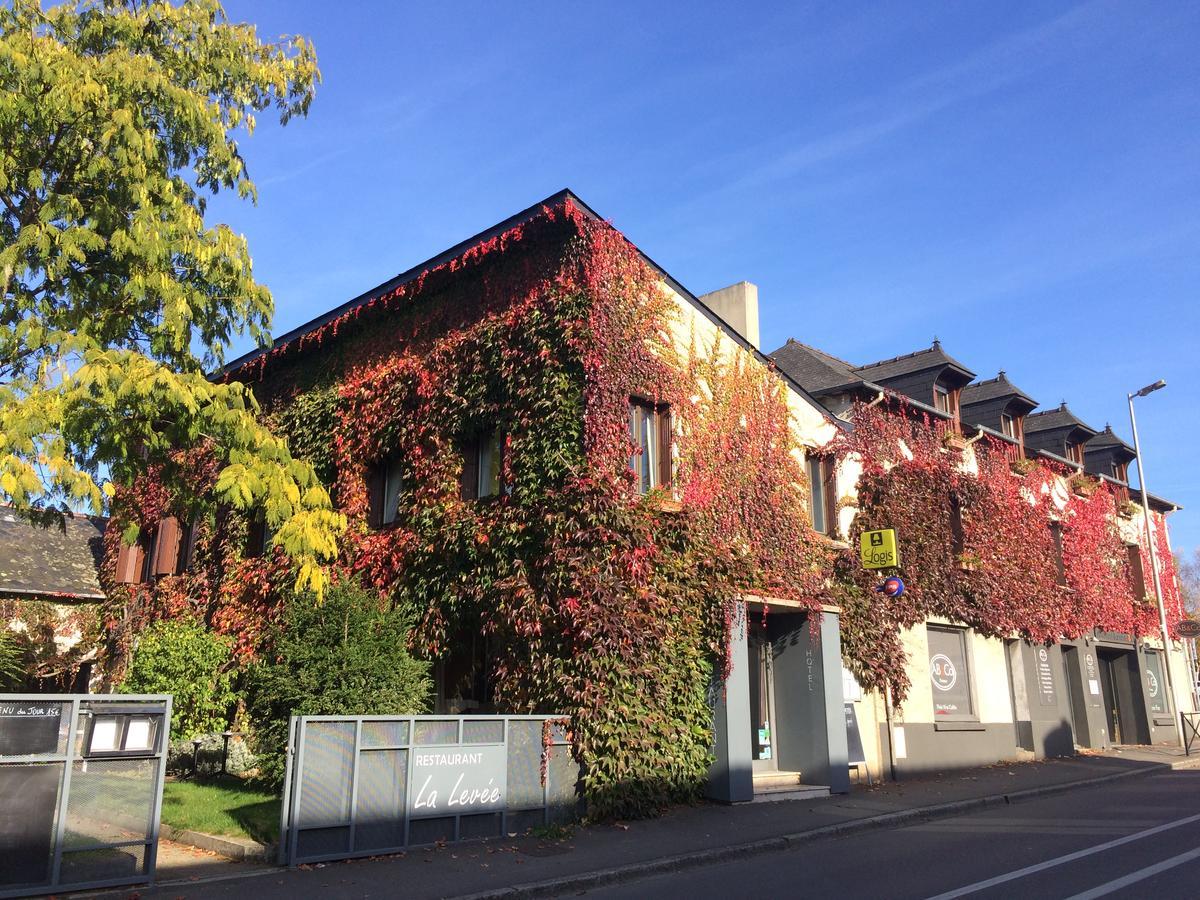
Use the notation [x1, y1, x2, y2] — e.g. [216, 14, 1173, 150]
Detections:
[126, 748, 1200, 900]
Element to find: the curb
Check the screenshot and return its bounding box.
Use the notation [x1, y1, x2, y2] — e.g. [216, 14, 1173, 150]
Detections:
[453, 761, 1181, 899]
[160, 824, 272, 862]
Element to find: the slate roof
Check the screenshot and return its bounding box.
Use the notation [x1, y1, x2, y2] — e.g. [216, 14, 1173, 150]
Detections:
[0, 509, 107, 601]
[854, 340, 975, 383]
[1024, 402, 1098, 438]
[960, 371, 1038, 411]
[769, 339, 866, 395]
[1085, 424, 1135, 455]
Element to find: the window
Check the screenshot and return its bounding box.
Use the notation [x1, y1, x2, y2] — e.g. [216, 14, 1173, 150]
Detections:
[949, 495, 965, 557]
[367, 458, 405, 527]
[927, 626, 975, 720]
[245, 515, 269, 558]
[807, 455, 838, 537]
[1065, 442, 1085, 466]
[461, 431, 505, 501]
[628, 399, 671, 494]
[1049, 522, 1067, 586]
[933, 383, 960, 428]
[1126, 544, 1147, 599]
[1143, 650, 1170, 715]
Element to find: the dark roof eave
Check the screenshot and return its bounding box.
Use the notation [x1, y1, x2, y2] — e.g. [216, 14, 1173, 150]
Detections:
[0, 586, 105, 602]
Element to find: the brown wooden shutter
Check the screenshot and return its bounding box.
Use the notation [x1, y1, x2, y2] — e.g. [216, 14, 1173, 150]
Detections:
[115, 539, 145, 584]
[656, 407, 672, 489]
[367, 463, 386, 528]
[950, 496, 965, 556]
[461, 439, 479, 501]
[152, 516, 181, 576]
[822, 459, 838, 536]
[1127, 544, 1147, 599]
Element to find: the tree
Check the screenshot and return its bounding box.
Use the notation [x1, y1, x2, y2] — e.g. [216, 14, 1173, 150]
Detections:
[1178, 548, 1200, 616]
[120, 617, 236, 738]
[244, 579, 433, 787]
[0, 0, 344, 597]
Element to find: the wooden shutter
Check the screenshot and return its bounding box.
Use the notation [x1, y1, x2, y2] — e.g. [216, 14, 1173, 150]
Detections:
[152, 516, 181, 576]
[1127, 544, 1147, 599]
[367, 463, 386, 528]
[822, 459, 838, 537]
[114, 539, 145, 584]
[461, 439, 480, 501]
[656, 407, 672, 489]
[1049, 523, 1067, 585]
[949, 496, 965, 556]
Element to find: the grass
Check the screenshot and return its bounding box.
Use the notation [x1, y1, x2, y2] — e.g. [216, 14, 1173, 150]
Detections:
[160, 776, 280, 844]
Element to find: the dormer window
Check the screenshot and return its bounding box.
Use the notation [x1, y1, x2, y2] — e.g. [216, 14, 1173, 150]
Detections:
[1065, 442, 1084, 466]
[934, 383, 961, 430]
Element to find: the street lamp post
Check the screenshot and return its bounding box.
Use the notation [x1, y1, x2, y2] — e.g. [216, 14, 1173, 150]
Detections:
[1127, 380, 1186, 748]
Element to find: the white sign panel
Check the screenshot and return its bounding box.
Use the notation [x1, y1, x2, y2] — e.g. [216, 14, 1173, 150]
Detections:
[409, 744, 507, 818]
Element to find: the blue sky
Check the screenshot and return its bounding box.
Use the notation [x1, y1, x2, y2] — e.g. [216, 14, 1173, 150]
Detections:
[214, 0, 1199, 555]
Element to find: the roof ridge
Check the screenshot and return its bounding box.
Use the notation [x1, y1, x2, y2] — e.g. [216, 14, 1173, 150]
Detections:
[856, 344, 939, 371]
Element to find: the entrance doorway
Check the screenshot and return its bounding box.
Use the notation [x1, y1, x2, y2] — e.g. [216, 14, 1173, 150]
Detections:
[748, 619, 777, 772]
[1097, 648, 1149, 745]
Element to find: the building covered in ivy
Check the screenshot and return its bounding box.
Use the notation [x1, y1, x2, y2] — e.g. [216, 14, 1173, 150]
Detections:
[100, 190, 1193, 814]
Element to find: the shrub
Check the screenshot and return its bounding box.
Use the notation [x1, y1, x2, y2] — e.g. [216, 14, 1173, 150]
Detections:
[244, 579, 433, 787]
[120, 619, 236, 739]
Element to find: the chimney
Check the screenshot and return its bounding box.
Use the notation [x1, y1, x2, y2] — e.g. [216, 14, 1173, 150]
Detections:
[698, 281, 760, 349]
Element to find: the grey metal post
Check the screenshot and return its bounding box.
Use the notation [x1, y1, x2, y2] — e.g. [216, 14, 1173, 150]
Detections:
[1128, 383, 1185, 748]
[147, 694, 173, 882]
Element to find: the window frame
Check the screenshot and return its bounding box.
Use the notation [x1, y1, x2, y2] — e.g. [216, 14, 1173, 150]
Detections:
[927, 625, 978, 724]
[806, 455, 838, 538]
[628, 398, 672, 494]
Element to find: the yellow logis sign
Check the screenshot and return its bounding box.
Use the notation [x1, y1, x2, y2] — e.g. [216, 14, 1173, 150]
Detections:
[860, 528, 899, 570]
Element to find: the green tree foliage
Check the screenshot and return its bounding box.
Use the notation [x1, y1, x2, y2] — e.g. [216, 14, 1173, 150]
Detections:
[0, 0, 343, 597]
[0, 628, 22, 688]
[244, 579, 433, 787]
[120, 617, 236, 738]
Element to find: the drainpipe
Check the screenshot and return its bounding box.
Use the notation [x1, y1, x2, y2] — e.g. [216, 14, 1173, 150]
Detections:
[865, 391, 885, 408]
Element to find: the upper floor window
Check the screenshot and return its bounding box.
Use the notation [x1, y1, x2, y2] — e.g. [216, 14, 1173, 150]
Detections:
[461, 430, 505, 501]
[807, 455, 838, 537]
[934, 383, 961, 430]
[367, 456, 405, 527]
[629, 399, 671, 494]
[1000, 412, 1015, 438]
[1065, 442, 1085, 466]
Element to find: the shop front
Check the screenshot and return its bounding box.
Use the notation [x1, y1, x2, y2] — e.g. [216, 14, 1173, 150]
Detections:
[1062, 631, 1178, 748]
[708, 600, 849, 803]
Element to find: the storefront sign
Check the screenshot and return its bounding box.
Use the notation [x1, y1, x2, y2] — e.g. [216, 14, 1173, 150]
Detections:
[860, 529, 899, 569]
[1143, 651, 1169, 716]
[1036, 647, 1057, 707]
[0, 702, 62, 757]
[409, 745, 507, 818]
[928, 628, 973, 717]
[1084, 652, 1102, 707]
[1179, 620, 1200, 639]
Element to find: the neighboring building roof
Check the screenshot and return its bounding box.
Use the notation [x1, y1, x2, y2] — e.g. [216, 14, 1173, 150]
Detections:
[1085, 424, 1135, 456]
[769, 339, 867, 395]
[854, 339, 975, 384]
[1024, 402, 1099, 438]
[0, 509, 107, 601]
[960, 371, 1038, 412]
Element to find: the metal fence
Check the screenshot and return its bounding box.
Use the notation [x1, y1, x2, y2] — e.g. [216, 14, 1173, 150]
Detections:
[279, 714, 578, 866]
[0, 694, 172, 898]
[1183, 712, 1200, 756]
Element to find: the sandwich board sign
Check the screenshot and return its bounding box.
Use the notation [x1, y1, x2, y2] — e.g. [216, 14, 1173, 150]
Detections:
[860, 529, 899, 570]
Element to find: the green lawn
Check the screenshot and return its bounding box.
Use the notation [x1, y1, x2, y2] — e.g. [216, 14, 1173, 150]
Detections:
[160, 776, 280, 844]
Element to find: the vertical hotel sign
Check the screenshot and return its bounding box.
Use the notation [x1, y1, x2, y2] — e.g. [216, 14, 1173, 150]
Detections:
[860, 529, 899, 570]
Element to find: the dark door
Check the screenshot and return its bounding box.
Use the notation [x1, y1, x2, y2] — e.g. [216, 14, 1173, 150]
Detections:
[747, 619, 777, 772]
[1098, 650, 1123, 743]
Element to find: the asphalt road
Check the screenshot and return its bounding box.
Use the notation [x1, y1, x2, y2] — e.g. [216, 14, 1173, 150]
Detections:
[584, 769, 1200, 900]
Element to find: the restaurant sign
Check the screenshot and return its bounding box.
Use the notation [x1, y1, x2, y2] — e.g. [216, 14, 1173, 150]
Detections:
[409, 744, 507, 818]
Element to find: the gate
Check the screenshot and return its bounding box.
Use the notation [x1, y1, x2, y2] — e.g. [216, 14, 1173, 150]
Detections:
[0, 694, 171, 898]
[279, 714, 577, 866]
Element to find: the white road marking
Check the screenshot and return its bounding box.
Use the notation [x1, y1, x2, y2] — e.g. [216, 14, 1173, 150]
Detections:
[923, 811, 1200, 899]
[1062, 845, 1200, 899]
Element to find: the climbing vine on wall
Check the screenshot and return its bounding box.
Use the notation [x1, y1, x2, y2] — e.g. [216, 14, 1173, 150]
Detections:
[831, 398, 1180, 704]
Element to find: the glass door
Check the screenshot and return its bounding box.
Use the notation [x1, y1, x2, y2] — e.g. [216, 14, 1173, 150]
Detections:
[748, 620, 777, 772]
